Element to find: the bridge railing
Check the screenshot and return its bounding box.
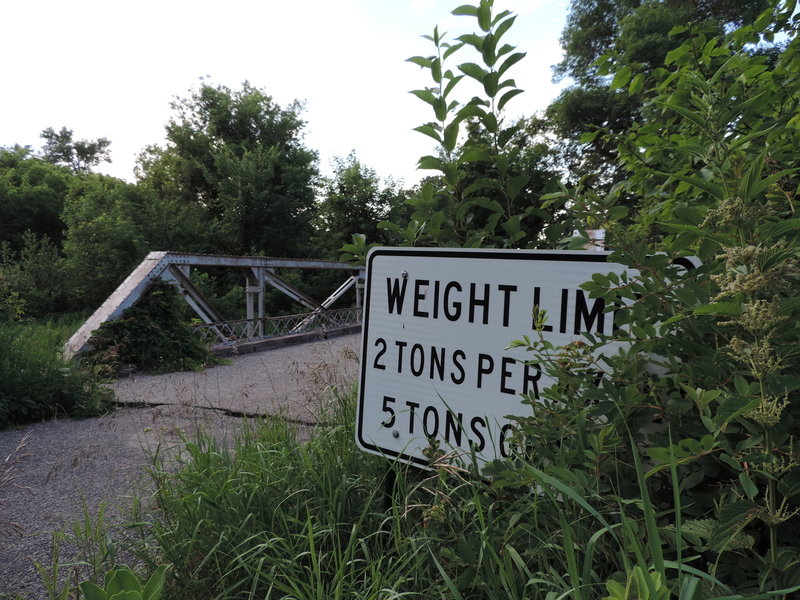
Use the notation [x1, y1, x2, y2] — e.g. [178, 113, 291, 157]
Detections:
[192, 306, 362, 347]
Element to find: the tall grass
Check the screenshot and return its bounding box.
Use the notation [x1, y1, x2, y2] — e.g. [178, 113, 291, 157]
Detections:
[126, 388, 800, 599]
[0, 316, 111, 428]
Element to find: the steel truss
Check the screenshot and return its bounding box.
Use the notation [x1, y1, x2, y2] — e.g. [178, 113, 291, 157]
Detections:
[65, 251, 365, 358]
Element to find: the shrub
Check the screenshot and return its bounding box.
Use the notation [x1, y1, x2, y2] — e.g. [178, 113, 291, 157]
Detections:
[0, 318, 111, 429]
[85, 282, 221, 374]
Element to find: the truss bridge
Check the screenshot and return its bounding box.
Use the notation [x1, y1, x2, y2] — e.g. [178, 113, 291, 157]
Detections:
[65, 252, 365, 358]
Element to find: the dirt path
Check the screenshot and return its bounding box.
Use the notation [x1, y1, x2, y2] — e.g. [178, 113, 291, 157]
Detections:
[0, 334, 361, 599]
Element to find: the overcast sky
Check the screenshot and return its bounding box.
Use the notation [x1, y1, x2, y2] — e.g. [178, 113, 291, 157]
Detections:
[1, 0, 569, 186]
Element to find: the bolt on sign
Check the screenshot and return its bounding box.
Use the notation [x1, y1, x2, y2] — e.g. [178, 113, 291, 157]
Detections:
[356, 247, 636, 469]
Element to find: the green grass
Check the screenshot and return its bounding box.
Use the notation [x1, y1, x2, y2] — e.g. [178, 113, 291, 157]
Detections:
[0, 316, 111, 429]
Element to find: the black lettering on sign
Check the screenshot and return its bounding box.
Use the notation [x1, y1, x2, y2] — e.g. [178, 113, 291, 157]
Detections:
[423, 406, 439, 437]
[430, 345, 445, 381]
[523, 363, 541, 399]
[395, 340, 407, 373]
[444, 282, 462, 321]
[532, 287, 553, 332]
[410, 343, 425, 376]
[477, 354, 494, 388]
[574, 290, 605, 335]
[432, 280, 441, 319]
[413, 279, 429, 317]
[498, 284, 517, 327]
[499, 423, 515, 458]
[469, 283, 490, 324]
[445, 411, 463, 446]
[559, 289, 569, 333]
[470, 416, 487, 452]
[451, 350, 466, 384]
[373, 337, 387, 370]
[500, 357, 516, 395]
[406, 401, 419, 434]
[387, 277, 408, 314]
[381, 396, 396, 427]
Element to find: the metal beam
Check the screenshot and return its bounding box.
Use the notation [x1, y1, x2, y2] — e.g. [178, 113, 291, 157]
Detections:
[64, 251, 364, 358]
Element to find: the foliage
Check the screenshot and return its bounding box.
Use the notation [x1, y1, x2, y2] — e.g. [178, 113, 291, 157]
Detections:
[501, 0, 800, 596]
[137, 82, 318, 258]
[545, 0, 773, 188]
[314, 152, 412, 259]
[79, 565, 168, 600]
[135, 394, 432, 599]
[40, 126, 112, 174]
[0, 316, 111, 429]
[86, 282, 220, 374]
[59, 174, 149, 310]
[393, 0, 563, 249]
[0, 147, 71, 251]
[1, 232, 71, 318]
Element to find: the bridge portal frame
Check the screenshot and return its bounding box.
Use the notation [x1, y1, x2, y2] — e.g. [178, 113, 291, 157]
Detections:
[65, 251, 365, 358]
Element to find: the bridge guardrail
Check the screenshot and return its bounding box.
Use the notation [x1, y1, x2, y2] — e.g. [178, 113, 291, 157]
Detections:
[192, 306, 362, 347]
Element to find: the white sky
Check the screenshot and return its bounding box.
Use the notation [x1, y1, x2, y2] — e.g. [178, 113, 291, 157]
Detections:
[1, 0, 569, 187]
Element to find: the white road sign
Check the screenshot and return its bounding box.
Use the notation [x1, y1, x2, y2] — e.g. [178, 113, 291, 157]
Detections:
[356, 247, 635, 468]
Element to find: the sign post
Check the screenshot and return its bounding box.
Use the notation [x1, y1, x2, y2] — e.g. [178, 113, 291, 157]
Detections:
[356, 247, 633, 469]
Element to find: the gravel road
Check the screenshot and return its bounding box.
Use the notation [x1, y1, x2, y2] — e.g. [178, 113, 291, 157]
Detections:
[0, 333, 361, 599]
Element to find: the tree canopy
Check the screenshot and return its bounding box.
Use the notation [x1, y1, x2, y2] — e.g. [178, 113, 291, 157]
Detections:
[137, 82, 318, 257]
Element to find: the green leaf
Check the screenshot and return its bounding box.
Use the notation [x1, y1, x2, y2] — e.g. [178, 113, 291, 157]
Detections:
[497, 88, 523, 111]
[734, 375, 750, 397]
[759, 218, 800, 242]
[442, 122, 460, 152]
[142, 565, 168, 600]
[108, 567, 142, 594]
[79, 582, 107, 600]
[431, 57, 442, 83]
[443, 41, 466, 60]
[660, 100, 708, 131]
[483, 72, 500, 97]
[458, 62, 487, 83]
[494, 15, 516, 43]
[418, 155, 445, 171]
[406, 55, 433, 68]
[607, 205, 629, 222]
[610, 65, 632, 90]
[497, 51, 525, 76]
[629, 73, 644, 95]
[506, 174, 530, 200]
[708, 500, 760, 552]
[107, 592, 141, 600]
[452, 4, 477, 16]
[457, 33, 484, 51]
[662, 172, 725, 202]
[409, 89, 437, 107]
[477, 1, 491, 31]
[778, 469, 800, 498]
[497, 123, 520, 148]
[580, 130, 599, 143]
[658, 222, 726, 244]
[692, 302, 742, 317]
[413, 124, 442, 143]
[461, 147, 492, 162]
[738, 471, 759, 499]
[442, 74, 464, 98]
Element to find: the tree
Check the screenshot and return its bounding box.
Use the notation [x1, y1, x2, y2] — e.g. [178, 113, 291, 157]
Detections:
[314, 152, 411, 258]
[0, 146, 72, 250]
[40, 126, 111, 173]
[60, 174, 149, 309]
[546, 0, 772, 187]
[137, 82, 318, 258]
